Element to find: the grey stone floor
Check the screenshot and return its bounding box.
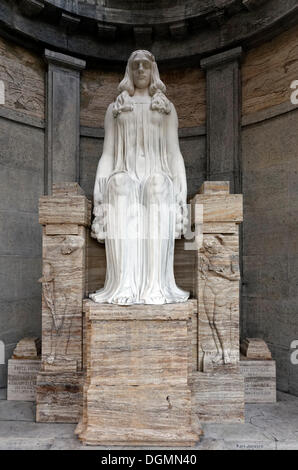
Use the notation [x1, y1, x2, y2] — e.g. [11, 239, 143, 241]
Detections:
[0, 388, 297, 450]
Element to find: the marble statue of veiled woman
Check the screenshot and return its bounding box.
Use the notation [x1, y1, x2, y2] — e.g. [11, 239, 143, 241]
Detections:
[90, 50, 189, 305]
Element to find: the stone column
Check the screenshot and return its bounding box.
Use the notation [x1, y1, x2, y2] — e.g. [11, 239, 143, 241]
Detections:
[201, 48, 242, 193]
[36, 183, 91, 423]
[44, 50, 86, 195]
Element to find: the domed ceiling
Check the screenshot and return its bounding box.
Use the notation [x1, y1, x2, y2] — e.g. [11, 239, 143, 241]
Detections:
[0, 0, 297, 65]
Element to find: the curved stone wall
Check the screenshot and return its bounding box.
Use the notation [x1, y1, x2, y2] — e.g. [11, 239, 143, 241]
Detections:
[1, 0, 297, 65]
[0, 3, 297, 396]
[0, 36, 45, 120]
[241, 24, 298, 395]
[0, 35, 45, 386]
[242, 26, 298, 116]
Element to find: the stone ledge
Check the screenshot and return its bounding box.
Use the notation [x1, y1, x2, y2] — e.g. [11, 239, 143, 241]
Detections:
[83, 298, 197, 321]
[44, 49, 86, 71]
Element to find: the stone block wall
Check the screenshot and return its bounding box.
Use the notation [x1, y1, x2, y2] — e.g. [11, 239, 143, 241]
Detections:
[0, 36, 45, 386]
[241, 25, 298, 395]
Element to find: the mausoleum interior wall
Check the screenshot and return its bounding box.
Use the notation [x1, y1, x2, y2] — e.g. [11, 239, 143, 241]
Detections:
[0, 36, 45, 386]
[241, 24, 298, 395]
[0, 21, 297, 396]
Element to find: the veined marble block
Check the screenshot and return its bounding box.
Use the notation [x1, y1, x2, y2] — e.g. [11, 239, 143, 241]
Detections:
[12, 337, 41, 360]
[191, 182, 243, 372]
[190, 182, 245, 422]
[191, 370, 245, 423]
[36, 372, 83, 422]
[241, 338, 272, 360]
[240, 357, 276, 403]
[77, 300, 201, 446]
[36, 183, 91, 423]
[7, 338, 41, 401]
[7, 359, 41, 401]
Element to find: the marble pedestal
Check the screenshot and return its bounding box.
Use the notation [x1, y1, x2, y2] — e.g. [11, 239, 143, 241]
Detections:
[77, 300, 201, 446]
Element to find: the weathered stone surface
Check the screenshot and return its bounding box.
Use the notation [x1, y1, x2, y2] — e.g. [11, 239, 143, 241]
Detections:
[52, 182, 85, 197]
[78, 300, 200, 446]
[240, 358, 276, 403]
[36, 372, 83, 423]
[12, 337, 41, 359]
[242, 25, 298, 116]
[0, 395, 34, 421]
[199, 181, 230, 195]
[0, 105, 44, 389]
[191, 182, 243, 372]
[0, 35, 45, 119]
[192, 193, 243, 224]
[7, 359, 41, 401]
[240, 338, 272, 360]
[36, 184, 90, 422]
[242, 108, 298, 395]
[39, 196, 91, 226]
[1, 389, 298, 449]
[192, 370, 245, 423]
[39, 220, 88, 370]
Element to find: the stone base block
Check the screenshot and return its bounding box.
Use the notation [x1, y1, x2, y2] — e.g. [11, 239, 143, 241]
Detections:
[78, 384, 199, 446]
[7, 359, 41, 401]
[240, 358, 276, 403]
[78, 300, 201, 446]
[36, 371, 83, 423]
[191, 370, 245, 423]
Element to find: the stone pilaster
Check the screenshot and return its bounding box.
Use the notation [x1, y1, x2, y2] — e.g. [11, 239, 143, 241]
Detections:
[44, 50, 86, 195]
[190, 181, 245, 423]
[36, 183, 91, 423]
[201, 48, 242, 193]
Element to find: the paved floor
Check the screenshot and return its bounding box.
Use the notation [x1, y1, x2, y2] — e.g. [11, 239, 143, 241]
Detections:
[0, 388, 297, 450]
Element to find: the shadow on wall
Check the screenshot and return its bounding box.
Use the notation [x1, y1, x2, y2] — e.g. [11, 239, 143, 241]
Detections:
[0, 341, 4, 388]
[0, 341, 4, 365]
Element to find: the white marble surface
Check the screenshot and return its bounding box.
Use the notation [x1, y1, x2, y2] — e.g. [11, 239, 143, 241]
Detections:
[90, 50, 189, 306]
[0, 390, 297, 450]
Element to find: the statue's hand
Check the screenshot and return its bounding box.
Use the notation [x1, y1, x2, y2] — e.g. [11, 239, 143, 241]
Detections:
[91, 203, 106, 243]
[175, 192, 188, 238]
[94, 188, 103, 206]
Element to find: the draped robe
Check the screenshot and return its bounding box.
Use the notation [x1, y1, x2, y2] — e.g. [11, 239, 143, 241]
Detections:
[90, 98, 189, 305]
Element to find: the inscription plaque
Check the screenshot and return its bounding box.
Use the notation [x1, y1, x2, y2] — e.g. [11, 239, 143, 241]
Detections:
[7, 359, 41, 401]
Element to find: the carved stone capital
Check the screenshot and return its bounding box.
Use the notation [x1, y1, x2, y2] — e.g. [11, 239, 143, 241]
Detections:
[44, 49, 86, 71]
[200, 46, 242, 70]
